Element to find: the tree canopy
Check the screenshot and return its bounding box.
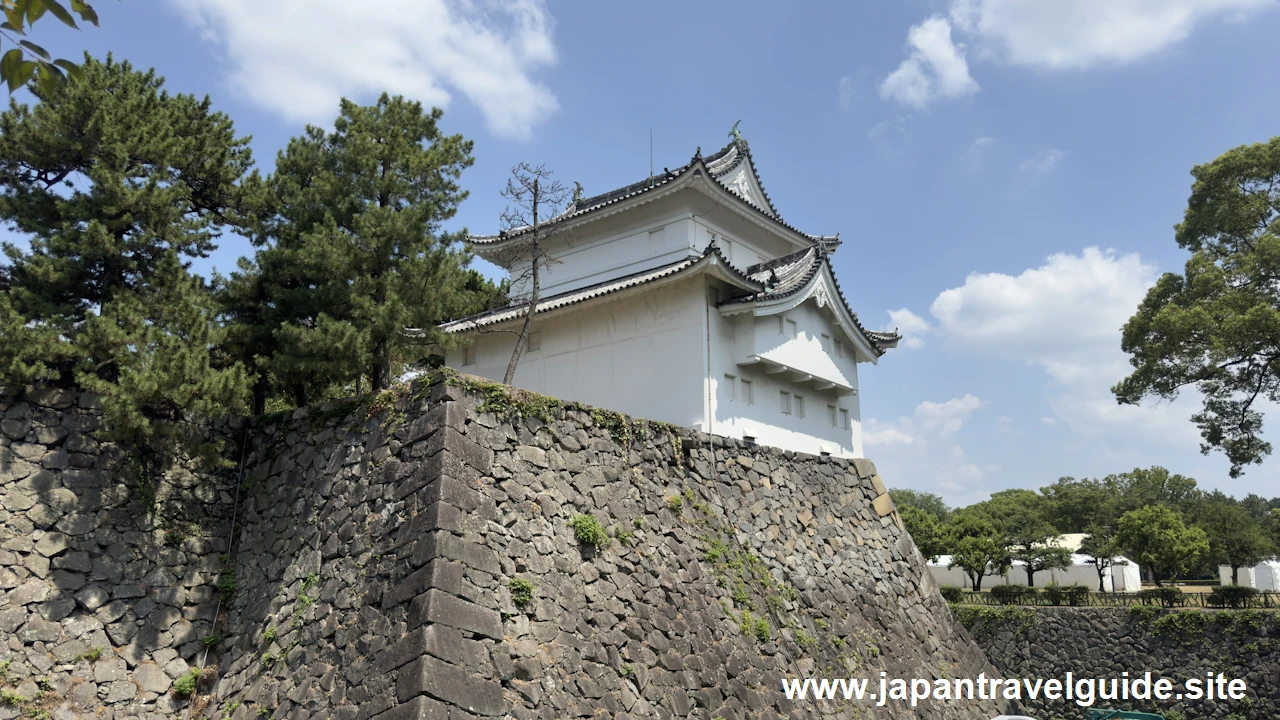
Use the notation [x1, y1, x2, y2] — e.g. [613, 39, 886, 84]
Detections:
[1114, 505, 1210, 586]
[0, 55, 251, 462]
[234, 94, 502, 407]
[1196, 495, 1274, 584]
[1114, 137, 1280, 477]
[946, 514, 1011, 592]
[889, 488, 949, 521]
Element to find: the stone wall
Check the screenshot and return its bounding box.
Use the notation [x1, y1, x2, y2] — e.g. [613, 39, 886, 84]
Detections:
[3, 378, 1010, 719]
[966, 605, 1280, 719]
[1, 388, 237, 719]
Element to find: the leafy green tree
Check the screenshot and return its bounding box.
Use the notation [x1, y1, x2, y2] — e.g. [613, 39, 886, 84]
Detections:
[0, 56, 251, 463]
[962, 489, 1067, 585]
[1079, 527, 1120, 592]
[1018, 546, 1074, 589]
[1113, 137, 1280, 477]
[248, 94, 500, 402]
[945, 515, 1011, 592]
[1239, 493, 1280, 524]
[1105, 466, 1202, 518]
[1114, 505, 1210, 587]
[0, 0, 100, 94]
[1041, 476, 1114, 533]
[889, 488, 950, 521]
[899, 505, 947, 563]
[1195, 497, 1275, 585]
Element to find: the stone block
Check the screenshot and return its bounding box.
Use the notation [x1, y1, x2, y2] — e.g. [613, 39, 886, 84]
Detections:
[851, 457, 877, 480]
[371, 695, 452, 720]
[25, 388, 75, 409]
[19, 616, 62, 642]
[10, 578, 49, 605]
[394, 452, 468, 500]
[404, 401, 466, 445]
[134, 663, 172, 694]
[415, 476, 486, 515]
[407, 589, 502, 639]
[869, 473, 888, 495]
[382, 560, 463, 609]
[413, 501, 466, 534]
[871, 492, 896, 517]
[411, 531, 499, 575]
[396, 655, 505, 716]
[424, 426, 492, 474]
[377, 624, 466, 672]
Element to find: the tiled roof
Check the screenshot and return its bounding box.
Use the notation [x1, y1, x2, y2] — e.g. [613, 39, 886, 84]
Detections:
[440, 243, 759, 333]
[468, 137, 841, 251]
[722, 247, 900, 356]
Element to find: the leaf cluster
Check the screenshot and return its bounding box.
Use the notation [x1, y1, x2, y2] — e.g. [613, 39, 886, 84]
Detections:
[0, 0, 99, 94]
[1113, 137, 1280, 477]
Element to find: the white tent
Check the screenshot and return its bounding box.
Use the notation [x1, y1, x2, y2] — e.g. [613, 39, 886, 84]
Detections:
[929, 554, 1141, 593]
[1218, 560, 1280, 590]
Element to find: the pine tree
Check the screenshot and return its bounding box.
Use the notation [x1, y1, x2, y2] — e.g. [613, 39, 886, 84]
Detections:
[0, 55, 252, 462]
[251, 94, 499, 400]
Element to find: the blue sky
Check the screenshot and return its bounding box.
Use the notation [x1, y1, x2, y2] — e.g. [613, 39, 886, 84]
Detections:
[11, 0, 1280, 506]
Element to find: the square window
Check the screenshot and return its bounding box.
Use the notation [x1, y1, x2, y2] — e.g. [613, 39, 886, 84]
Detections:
[840, 408, 849, 429]
[835, 339, 844, 358]
[827, 404, 837, 427]
[463, 345, 477, 367]
[741, 379, 754, 405]
[527, 332, 541, 352]
[780, 391, 791, 415]
[821, 333, 831, 352]
[795, 395, 805, 419]
[724, 374, 737, 401]
[786, 319, 798, 339]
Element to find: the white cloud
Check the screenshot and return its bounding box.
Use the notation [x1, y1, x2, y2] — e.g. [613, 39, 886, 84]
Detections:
[838, 75, 857, 111]
[867, 115, 911, 138]
[866, 395, 983, 446]
[884, 0, 1274, 108]
[866, 395, 986, 497]
[962, 136, 996, 167]
[887, 308, 932, 350]
[880, 16, 979, 108]
[170, 0, 560, 140]
[926, 247, 1204, 444]
[929, 247, 1152, 370]
[952, 0, 1274, 70]
[915, 395, 984, 437]
[1020, 148, 1065, 173]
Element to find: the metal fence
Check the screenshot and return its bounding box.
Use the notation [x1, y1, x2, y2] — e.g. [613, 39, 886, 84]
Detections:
[954, 590, 1280, 609]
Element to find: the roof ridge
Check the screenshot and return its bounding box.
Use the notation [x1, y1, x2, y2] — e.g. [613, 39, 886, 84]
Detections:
[467, 134, 834, 249]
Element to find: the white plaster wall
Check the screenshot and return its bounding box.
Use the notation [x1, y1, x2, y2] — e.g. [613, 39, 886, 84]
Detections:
[446, 278, 708, 429]
[745, 303, 858, 386]
[706, 281, 863, 458]
[506, 214, 697, 301]
[690, 208, 801, 266]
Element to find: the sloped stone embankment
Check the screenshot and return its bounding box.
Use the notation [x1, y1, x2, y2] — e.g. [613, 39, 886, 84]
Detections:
[2, 377, 1007, 719]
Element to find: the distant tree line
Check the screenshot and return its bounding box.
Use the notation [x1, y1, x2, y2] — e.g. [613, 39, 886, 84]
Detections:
[0, 56, 507, 469]
[894, 467, 1280, 590]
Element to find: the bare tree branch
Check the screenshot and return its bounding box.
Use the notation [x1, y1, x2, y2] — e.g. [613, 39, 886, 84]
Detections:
[499, 163, 571, 385]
